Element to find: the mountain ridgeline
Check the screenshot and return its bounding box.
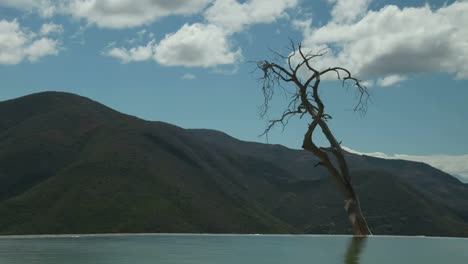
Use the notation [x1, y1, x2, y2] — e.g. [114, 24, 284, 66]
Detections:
[0, 92, 467, 236]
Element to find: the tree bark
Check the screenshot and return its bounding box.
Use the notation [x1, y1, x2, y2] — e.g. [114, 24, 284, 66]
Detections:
[302, 120, 371, 236]
[317, 120, 372, 236]
[343, 191, 372, 236]
[303, 147, 372, 236]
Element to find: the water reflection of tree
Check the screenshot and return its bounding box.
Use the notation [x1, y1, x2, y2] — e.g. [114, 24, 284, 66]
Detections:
[344, 237, 367, 264]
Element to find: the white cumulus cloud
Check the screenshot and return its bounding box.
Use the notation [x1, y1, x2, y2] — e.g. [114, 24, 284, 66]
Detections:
[105, 23, 242, 67]
[0, 19, 61, 64]
[67, 0, 213, 29]
[327, 0, 372, 24]
[105, 0, 299, 68]
[295, 1, 468, 86]
[103, 40, 156, 63]
[24, 37, 60, 61]
[154, 23, 241, 67]
[376, 74, 407, 87]
[204, 0, 298, 32]
[6, 0, 297, 67]
[39, 22, 63, 35]
[0, 0, 57, 17]
[1, 0, 213, 28]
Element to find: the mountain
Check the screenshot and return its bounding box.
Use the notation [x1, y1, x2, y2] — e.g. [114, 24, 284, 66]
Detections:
[0, 91, 467, 236]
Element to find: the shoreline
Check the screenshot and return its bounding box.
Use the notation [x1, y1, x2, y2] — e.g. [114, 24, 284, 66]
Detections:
[0, 233, 466, 240]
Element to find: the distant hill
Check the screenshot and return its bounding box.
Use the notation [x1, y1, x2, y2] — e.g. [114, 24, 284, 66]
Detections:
[0, 92, 467, 236]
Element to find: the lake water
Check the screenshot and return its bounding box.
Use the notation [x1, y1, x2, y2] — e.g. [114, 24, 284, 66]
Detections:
[0, 234, 467, 264]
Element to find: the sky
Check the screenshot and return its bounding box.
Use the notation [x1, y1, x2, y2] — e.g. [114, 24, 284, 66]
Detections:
[0, 0, 467, 181]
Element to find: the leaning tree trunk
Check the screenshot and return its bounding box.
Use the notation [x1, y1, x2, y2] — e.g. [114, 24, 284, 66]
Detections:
[303, 118, 372, 236]
[302, 146, 372, 235]
[345, 190, 372, 236]
[340, 181, 371, 236]
[320, 120, 372, 236]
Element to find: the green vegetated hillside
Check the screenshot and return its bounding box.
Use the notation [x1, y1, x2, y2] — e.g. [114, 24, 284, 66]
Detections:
[0, 92, 467, 236]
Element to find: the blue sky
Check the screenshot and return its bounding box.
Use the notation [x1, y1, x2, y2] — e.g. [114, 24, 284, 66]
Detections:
[0, 0, 467, 181]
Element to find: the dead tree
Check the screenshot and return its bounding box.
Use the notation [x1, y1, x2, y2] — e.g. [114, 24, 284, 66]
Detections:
[256, 42, 372, 236]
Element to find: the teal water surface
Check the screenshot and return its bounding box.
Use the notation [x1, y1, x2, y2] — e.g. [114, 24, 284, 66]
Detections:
[0, 234, 467, 264]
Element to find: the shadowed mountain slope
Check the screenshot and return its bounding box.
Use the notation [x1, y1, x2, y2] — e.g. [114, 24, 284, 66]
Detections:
[0, 92, 467, 236]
